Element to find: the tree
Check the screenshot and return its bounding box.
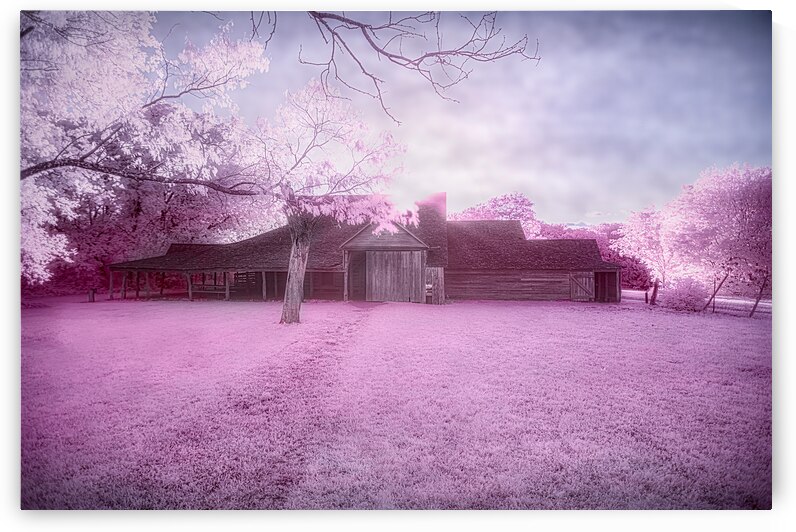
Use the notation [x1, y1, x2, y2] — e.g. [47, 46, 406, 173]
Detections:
[298, 11, 540, 122]
[667, 164, 772, 314]
[224, 11, 540, 122]
[20, 11, 269, 283]
[449, 192, 542, 238]
[612, 208, 683, 303]
[538, 222, 652, 290]
[20, 11, 537, 324]
[255, 81, 404, 323]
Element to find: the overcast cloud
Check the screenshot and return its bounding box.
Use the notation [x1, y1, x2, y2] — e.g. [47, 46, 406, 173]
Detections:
[154, 11, 771, 224]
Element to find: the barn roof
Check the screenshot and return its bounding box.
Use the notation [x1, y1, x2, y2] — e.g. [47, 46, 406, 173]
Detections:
[110, 194, 619, 273]
[111, 217, 366, 272]
[446, 220, 620, 271]
[110, 193, 450, 271]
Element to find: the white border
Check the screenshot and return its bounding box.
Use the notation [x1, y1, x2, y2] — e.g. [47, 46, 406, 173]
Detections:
[3, 1, 792, 531]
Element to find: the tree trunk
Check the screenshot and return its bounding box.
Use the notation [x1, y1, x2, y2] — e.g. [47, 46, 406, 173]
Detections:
[649, 279, 659, 305]
[280, 225, 312, 324]
[749, 273, 769, 318]
[702, 271, 730, 312]
[712, 277, 716, 313]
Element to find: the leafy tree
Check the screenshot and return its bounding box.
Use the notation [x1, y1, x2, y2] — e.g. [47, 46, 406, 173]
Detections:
[254, 81, 404, 323]
[20, 12, 269, 284]
[20, 11, 533, 323]
[539, 222, 652, 290]
[612, 207, 683, 295]
[667, 164, 772, 314]
[449, 192, 542, 238]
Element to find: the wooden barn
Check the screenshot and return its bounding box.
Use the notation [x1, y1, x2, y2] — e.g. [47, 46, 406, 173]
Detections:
[108, 193, 620, 304]
[445, 220, 621, 302]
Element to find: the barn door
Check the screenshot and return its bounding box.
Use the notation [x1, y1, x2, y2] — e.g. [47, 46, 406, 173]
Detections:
[366, 250, 425, 303]
[570, 272, 595, 301]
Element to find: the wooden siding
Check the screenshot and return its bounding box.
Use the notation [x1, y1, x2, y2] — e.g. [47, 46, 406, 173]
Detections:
[425, 266, 445, 305]
[343, 224, 427, 251]
[366, 250, 425, 303]
[446, 270, 572, 300]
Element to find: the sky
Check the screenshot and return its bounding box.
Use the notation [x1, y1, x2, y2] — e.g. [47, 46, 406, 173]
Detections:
[153, 11, 772, 225]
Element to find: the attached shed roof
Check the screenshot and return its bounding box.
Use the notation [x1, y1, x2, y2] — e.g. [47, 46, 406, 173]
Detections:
[111, 217, 367, 272]
[446, 220, 620, 271]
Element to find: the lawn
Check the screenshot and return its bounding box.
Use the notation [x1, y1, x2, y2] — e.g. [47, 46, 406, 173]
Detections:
[20, 296, 772, 509]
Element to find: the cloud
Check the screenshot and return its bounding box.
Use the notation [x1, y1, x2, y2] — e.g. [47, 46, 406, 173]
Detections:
[153, 11, 772, 224]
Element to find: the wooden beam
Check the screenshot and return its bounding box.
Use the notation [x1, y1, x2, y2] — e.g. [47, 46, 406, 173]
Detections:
[261, 271, 267, 301]
[160, 272, 165, 296]
[186, 273, 193, 301]
[426, 266, 445, 305]
[225, 272, 230, 301]
[343, 251, 349, 302]
[108, 270, 114, 300]
[135, 271, 140, 299]
[121, 272, 128, 299]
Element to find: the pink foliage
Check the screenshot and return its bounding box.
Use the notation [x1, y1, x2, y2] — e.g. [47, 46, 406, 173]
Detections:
[668, 164, 772, 289]
[259, 80, 406, 226]
[615, 164, 772, 298]
[659, 277, 710, 312]
[449, 192, 542, 238]
[613, 208, 683, 287]
[539, 222, 652, 290]
[20, 12, 270, 285]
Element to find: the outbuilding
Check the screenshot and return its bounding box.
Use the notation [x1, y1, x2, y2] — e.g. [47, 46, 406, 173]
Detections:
[108, 193, 620, 303]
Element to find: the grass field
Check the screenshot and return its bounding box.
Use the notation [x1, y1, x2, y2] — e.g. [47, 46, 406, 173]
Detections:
[21, 296, 771, 509]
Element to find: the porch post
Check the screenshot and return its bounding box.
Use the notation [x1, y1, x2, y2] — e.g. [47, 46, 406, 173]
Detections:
[160, 272, 165, 296]
[225, 272, 231, 301]
[261, 271, 267, 301]
[121, 272, 128, 299]
[185, 273, 193, 300]
[135, 271, 140, 299]
[343, 251, 349, 302]
[108, 269, 114, 300]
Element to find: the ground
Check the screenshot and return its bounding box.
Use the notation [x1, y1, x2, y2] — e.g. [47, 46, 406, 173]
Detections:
[20, 296, 772, 509]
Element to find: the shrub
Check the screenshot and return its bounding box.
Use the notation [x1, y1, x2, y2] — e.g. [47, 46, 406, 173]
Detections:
[659, 277, 710, 312]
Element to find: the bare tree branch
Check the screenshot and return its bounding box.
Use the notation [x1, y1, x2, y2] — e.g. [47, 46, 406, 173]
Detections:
[20, 159, 259, 196]
[299, 11, 540, 122]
